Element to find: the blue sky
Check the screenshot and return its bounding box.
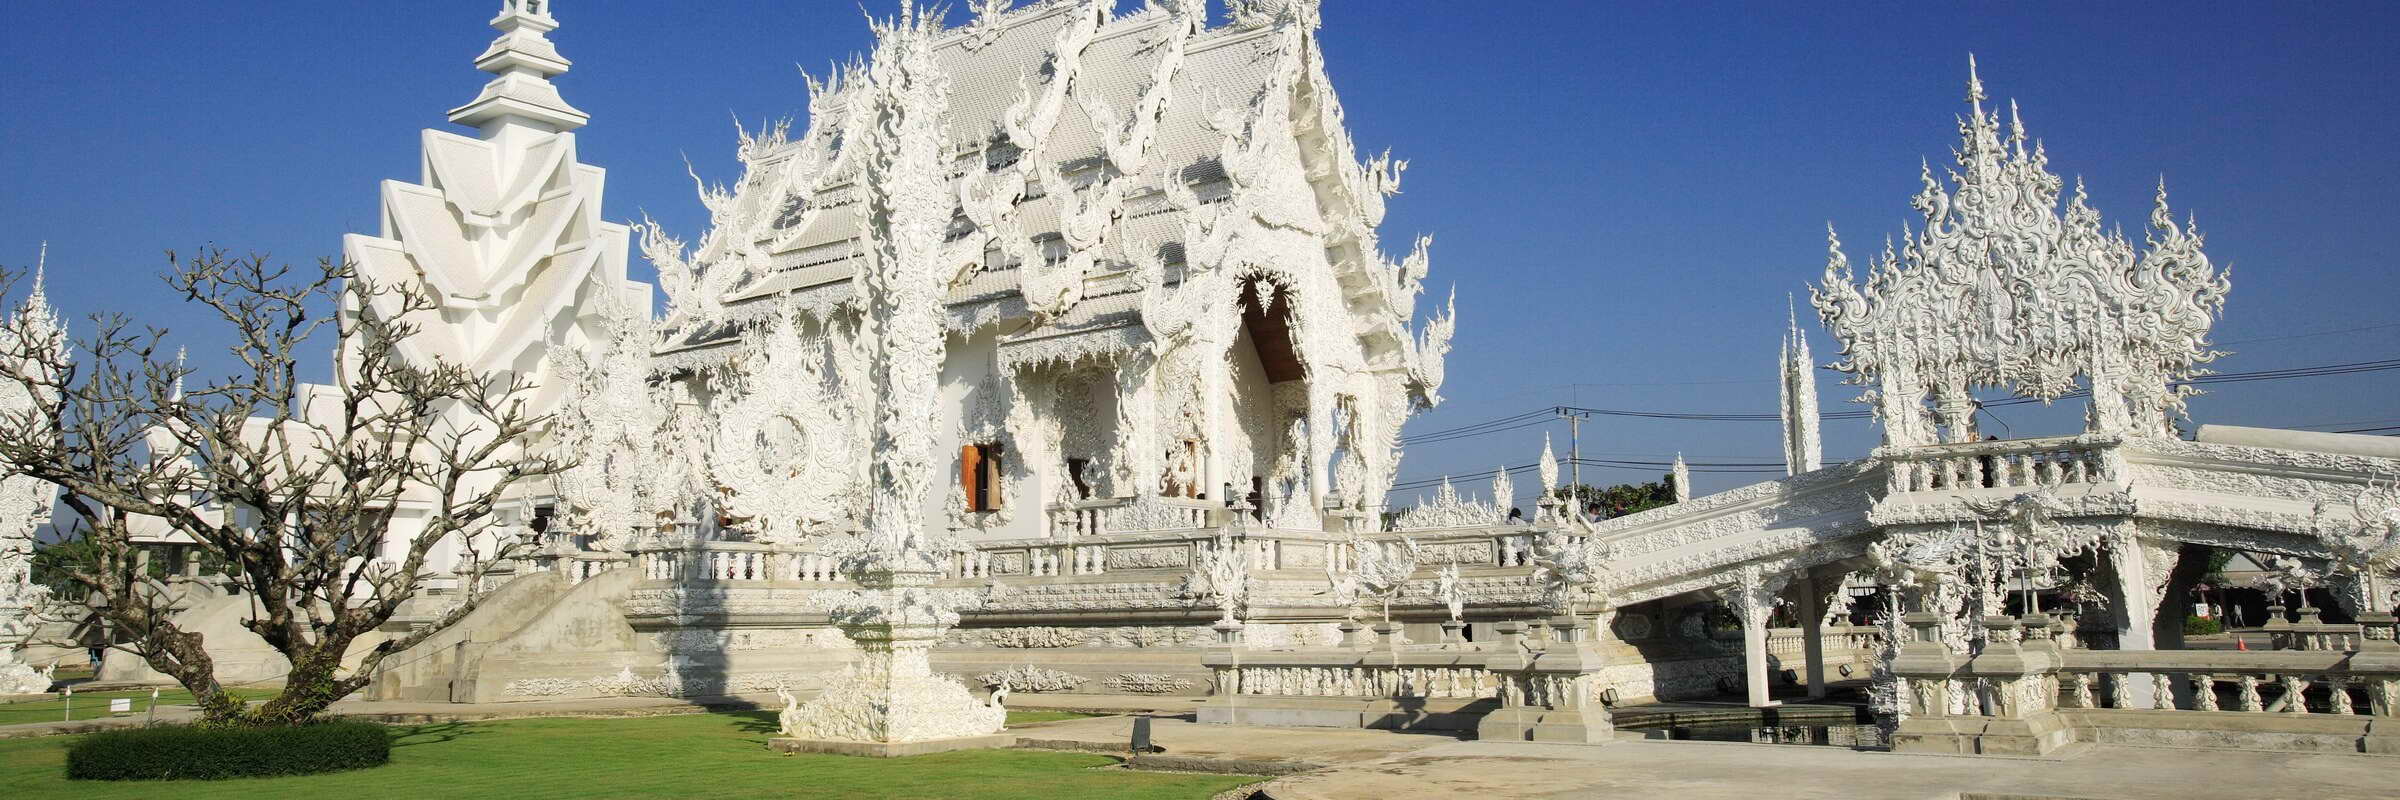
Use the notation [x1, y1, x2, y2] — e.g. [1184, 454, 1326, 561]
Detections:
[3, 1, 2395, 507]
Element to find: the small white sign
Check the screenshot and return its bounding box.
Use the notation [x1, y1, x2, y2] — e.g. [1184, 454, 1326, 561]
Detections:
[109, 698, 131, 713]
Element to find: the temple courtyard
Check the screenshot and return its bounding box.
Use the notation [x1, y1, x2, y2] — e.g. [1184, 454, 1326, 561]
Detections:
[5, 697, 2393, 799]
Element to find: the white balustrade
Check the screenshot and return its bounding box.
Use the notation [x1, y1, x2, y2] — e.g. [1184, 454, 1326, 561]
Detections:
[1885, 435, 2114, 495]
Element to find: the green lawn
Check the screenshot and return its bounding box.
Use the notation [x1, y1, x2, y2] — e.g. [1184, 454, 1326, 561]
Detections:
[0, 710, 1261, 799]
[1002, 710, 1100, 725]
[0, 688, 279, 727]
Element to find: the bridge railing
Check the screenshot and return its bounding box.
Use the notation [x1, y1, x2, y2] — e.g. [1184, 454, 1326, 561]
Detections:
[1890, 612, 2400, 756]
[1883, 435, 2116, 495]
[2053, 649, 2396, 714]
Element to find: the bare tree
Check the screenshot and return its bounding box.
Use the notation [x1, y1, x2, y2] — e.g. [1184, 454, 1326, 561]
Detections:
[0, 250, 560, 725]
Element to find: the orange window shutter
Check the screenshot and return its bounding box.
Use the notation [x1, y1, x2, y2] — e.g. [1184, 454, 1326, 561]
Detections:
[961, 444, 983, 511]
[986, 447, 1003, 509]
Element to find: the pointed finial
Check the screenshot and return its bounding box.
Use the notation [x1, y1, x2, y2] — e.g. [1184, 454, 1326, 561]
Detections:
[1671, 452, 1692, 503]
[2008, 99, 2027, 156]
[1966, 53, 1986, 110]
[172, 347, 187, 402]
[32, 241, 46, 298]
[448, 0, 589, 134]
[1537, 432, 1560, 493]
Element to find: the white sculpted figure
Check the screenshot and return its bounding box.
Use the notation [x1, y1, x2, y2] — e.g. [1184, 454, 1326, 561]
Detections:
[1526, 528, 1609, 615]
[2312, 474, 2400, 614]
[1347, 532, 1421, 623]
[1190, 532, 1253, 625]
[1434, 561, 1464, 623]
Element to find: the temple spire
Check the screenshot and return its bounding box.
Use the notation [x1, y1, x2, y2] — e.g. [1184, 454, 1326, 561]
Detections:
[1671, 453, 1691, 503]
[448, 0, 589, 135]
[1780, 295, 1823, 476]
[1966, 53, 1986, 112]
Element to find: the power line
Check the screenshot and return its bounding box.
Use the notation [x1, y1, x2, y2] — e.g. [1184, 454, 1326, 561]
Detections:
[2216, 322, 2400, 347]
[1402, 356, 2400, 447]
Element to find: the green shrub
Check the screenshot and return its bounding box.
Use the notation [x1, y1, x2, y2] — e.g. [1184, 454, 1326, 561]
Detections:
[66, 720, 390, 781]
[2183, 615, 2224, 636]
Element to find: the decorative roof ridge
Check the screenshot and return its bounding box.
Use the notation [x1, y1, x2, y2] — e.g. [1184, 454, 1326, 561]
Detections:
[939, 1, 1277, 55]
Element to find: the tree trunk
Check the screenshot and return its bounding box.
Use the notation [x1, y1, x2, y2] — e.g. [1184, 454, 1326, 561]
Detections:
[137, 625, 249, 723]
[249, 644, 354, 726]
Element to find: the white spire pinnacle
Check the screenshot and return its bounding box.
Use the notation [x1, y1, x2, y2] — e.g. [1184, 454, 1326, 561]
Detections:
[1780, 295, 1823, 476]
[1966, 53, 1985, 110]
[448, 0, 589, 134]
[29, 242, 46, 307]
[1671, 452, 1691, 503]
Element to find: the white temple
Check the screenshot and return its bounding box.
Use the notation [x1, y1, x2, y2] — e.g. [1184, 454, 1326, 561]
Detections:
[620, 0, 1452, 553]
[12, 2, 2400, 764]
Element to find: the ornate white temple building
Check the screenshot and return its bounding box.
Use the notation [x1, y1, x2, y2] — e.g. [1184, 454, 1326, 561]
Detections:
[15, 1, 2399, 759]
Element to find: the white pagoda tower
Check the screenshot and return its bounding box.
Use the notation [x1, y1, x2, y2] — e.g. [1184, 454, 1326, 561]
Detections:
[341, 0, 643, 418]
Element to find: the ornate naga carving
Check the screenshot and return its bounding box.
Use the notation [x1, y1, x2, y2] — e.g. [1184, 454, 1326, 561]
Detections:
[1347, 532, 1422, 622]
[1188, 532, 1253, 624]
[1810, 58, 2229, 446]
[1528, 527, 1612, 615]
[2312, 474, 2400, 612]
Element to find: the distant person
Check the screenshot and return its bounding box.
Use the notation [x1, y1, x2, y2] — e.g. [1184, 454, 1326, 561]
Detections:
[1979, 435, 2000, 488]
[1506, 507, 1525, 525]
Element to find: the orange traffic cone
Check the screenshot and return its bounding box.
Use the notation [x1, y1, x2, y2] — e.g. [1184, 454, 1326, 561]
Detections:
[2236, 637, 2249, 652]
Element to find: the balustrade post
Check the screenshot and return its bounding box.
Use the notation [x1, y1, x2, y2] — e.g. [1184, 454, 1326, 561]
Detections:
[2193, 674, 2220, 711]
[2281, 674, 2312, 714]
[1339, 620, 1370, 649]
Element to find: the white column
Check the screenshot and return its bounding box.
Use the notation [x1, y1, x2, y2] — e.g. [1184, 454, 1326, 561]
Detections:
[2106, 533, 2178, 708]
[1798, 571, 1828, 700]
[1718, 566, 1791, 709]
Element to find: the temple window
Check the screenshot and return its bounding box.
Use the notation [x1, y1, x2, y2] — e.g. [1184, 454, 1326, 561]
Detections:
[962, 442, 1005, 512]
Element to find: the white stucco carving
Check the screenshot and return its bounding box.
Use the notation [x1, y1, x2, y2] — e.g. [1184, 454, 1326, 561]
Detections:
[0, 264, 62, 694]
[1811, 58, 2228, 447]
[2312, 474, 2400, 613]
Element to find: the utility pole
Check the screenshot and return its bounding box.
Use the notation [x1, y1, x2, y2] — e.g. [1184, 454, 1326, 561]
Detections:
[1558, 407, 1591, 504]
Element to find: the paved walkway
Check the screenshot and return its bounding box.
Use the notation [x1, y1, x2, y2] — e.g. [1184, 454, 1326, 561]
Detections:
[1011, 714, 1458, 774]
[1256, 737, 2398, 800]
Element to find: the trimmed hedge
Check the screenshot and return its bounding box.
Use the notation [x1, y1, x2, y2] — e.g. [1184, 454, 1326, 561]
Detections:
[67, 720, 390, 781]
[2184, 615, 2224, 636]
